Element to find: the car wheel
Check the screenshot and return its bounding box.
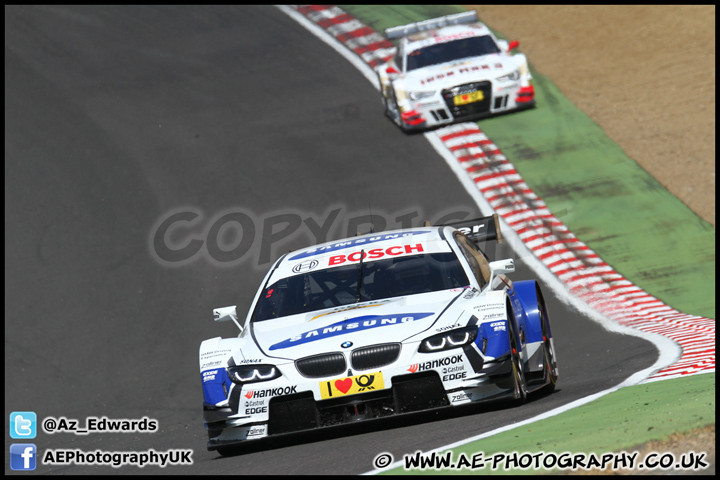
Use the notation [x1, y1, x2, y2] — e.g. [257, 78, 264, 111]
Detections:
[538, 289, 559, 394]
[387, 88, 408, 131]
[507, 302, 527, 403]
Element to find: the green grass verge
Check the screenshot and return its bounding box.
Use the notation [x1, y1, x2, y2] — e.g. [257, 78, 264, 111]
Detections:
[380, 373, 715, 474]
[340, 4, 715, 320]
[479, 69, 715, 320]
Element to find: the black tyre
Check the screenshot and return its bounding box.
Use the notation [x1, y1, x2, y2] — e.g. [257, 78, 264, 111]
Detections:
[507, 301, 527, 402]
[538, 286, 559, 394]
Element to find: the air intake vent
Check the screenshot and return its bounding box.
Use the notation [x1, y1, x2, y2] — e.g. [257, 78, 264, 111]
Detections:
[296, 353, 346, 378]
[351, 343, 401, 370]
[442, 81, 492, 119]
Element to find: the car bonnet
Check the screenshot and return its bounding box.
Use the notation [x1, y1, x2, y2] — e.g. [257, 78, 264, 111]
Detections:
[252, 289, 464, 360]
[400, 54, 516, 91]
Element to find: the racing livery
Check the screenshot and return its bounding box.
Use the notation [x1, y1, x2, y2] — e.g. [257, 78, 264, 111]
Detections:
[199, 215, 558, 454]
[378, 11, 535, 132]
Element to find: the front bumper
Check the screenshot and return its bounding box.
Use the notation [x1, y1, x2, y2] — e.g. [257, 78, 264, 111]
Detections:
[205, 356, 517, 451]
[393, 81, 535, 132]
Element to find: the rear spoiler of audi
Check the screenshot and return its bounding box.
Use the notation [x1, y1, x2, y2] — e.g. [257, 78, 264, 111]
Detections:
[385, 10, 478, 40]
[435, 213, 503, 244]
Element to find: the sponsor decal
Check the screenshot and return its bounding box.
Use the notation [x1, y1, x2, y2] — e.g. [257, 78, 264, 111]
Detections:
[289, 231, 430, 261]
[200, 349, 231, 359]
[320, 372, 384, 399]
[309, 299, 392, 321]
[473, 302, 504, 311]
[269, 312, 434, 350]
[247, 425, 266, 437]
[443, 371, 467, 381]
[483, 312, 504, 320]
[244, 399, 266, 408]
[462, 288, 480, 299]
[433, 31, 476, 43]
[328, 243, 425, 266]
[408, 354, 463, 373]
[200, 360, 222, 369]
[435, 323, 461, 332]
[202, 370, 219, 382]
[234, 358, 263, 365]
[457, 224, 485, 236]
[490, 320, 506, 331]
[442, 364, 467, 381]
[292, 259, 318, 274]
[450, 392, 473, 403]
[442, 365, 465, 375]
[245, 406, 268, 415]
[244, 385, 298, 399]
[419, 64, 505, 85]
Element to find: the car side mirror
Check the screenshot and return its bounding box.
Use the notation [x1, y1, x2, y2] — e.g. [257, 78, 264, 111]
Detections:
[386, 65, 400, 75]
[491, 273, 513, 291]
[213, 305, 244, 333]
[489, 259, 515, 290]
[508, 40, 519, 51]
[489, 259, 515, 275]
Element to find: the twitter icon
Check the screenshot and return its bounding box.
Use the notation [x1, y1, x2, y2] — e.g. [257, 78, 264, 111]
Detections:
[10, 412, 37, 439]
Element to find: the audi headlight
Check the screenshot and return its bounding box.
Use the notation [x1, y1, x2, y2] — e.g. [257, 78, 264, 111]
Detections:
[418, 326, 478, 353]
[227, 365, 281, 384]
[408, 90, 436, 101]
[496, 70, 520, 82]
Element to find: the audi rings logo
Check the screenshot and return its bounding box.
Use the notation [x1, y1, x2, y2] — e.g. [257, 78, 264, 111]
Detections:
[292, 260, 318, 274]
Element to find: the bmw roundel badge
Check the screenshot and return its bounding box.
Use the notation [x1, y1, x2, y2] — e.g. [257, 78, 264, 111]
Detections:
[341, 341, 353, 349]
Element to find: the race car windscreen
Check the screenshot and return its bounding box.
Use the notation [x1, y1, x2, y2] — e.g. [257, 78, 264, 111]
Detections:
[406, 35, 501, 71]
[253, 253, 470, 321]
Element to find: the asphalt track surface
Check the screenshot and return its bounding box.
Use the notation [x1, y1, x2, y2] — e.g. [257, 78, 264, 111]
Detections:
[5, 6, 659, 474]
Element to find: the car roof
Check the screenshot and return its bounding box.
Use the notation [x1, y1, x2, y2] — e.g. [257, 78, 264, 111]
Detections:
[270, 226, 456, 282]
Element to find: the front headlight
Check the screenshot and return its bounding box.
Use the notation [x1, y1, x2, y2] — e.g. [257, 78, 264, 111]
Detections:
[227, 365, 281, 384]
[418, 326, 478, 353]
[496, 70, 520, 82]
[408, 90, 436, 101]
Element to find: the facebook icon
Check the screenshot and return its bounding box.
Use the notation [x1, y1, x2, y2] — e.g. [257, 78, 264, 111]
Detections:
[10, 444, 37, 471]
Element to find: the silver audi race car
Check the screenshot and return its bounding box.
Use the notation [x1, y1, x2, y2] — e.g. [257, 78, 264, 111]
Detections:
[199, 215, 558, 454]
[378, 11, 535, 132]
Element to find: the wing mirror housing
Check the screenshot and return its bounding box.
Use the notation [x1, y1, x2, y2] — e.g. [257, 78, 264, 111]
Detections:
[489, 259, 515, 275]
[213, 305, 245, 333]
[489, 259, 515, 291]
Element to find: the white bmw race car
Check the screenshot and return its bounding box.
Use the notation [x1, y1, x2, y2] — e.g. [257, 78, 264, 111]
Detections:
[378, 11, 535, 132]
[199, 215, 558, 454]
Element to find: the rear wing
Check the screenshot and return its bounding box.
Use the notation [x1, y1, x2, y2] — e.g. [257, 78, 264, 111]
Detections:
[436, 213, 503, 244]
[385, 10, 478, 40]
